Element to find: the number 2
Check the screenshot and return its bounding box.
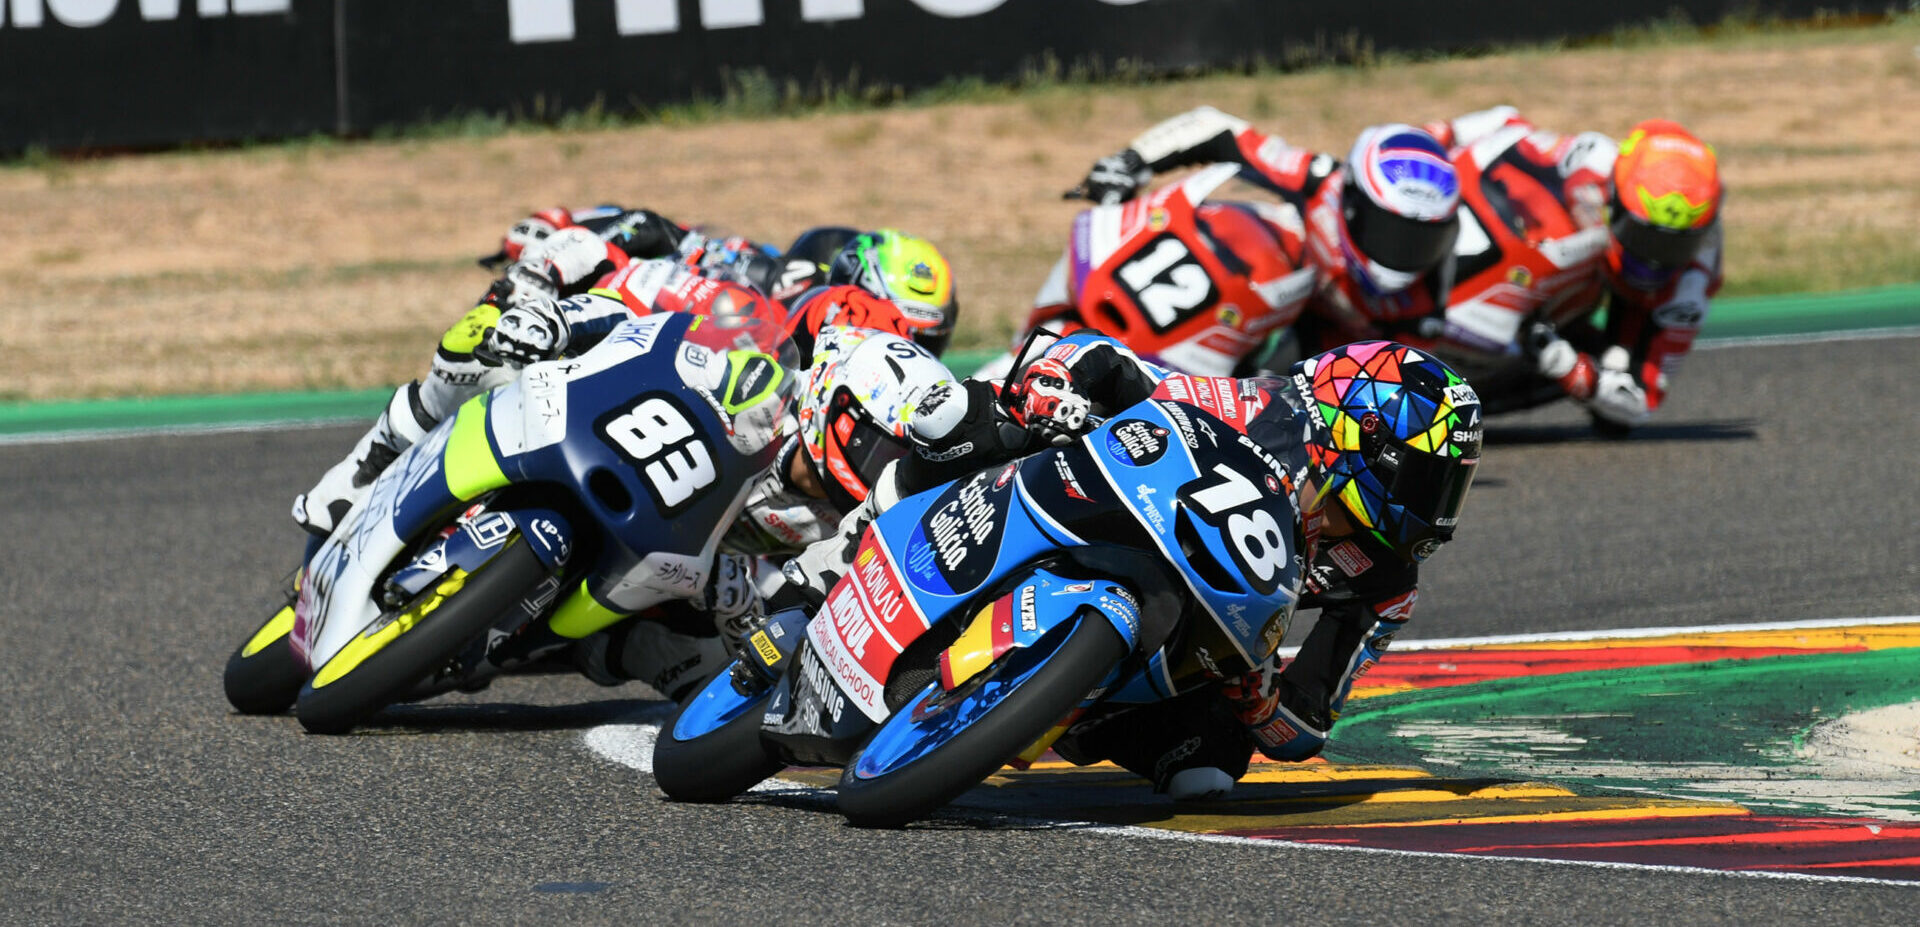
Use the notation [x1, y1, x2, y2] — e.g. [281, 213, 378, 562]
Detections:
[1116, 237, 1217, 329]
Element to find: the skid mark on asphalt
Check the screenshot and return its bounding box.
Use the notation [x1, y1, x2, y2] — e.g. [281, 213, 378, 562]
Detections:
[585, 616, 1920, 885]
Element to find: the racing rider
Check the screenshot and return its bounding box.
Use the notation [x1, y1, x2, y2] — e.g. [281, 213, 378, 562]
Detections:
[1424, 107, 1725, 432]
[777, 330, 1481, 799]
[1066, 107, 1464, 360]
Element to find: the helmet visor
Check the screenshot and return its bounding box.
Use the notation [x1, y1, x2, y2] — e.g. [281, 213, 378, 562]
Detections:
[821, 390, 912, 509]
[1609, 191, 1712, 271]
[1385, 448, 1478, 538]
[1344, 180, 1461, 275]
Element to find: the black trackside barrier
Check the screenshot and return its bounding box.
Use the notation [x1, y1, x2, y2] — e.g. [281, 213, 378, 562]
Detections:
[0, 0, 337, 152]
[0, 0, 1886, 154]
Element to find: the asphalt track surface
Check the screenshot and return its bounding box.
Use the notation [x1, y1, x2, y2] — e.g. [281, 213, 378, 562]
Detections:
[4, 335, 1919, 924]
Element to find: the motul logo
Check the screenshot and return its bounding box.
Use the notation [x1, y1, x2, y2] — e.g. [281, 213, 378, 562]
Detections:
[507, 0, 1149, 43]
[3, 0, 287, 28]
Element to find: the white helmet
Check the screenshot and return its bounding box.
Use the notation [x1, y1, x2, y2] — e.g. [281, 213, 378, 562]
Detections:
[798, 326, 954, 509]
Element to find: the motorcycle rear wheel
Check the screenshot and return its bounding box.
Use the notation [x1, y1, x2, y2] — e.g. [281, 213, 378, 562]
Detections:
[836, 612, 1125, 828]
[653, 666, 782, 802]
[294, 538, 547, 735]
[222, 601, 305, 715]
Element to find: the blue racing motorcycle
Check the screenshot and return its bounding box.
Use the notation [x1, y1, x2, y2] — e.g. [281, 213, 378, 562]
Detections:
[655, 369, 1315, 826]
[221, 311, 800, 734]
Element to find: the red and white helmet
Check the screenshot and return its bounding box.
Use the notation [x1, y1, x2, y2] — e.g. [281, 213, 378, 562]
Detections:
[1329, 124, 1462, 297]
[797, 327, 954, 510]
[488, 207, 575, 267]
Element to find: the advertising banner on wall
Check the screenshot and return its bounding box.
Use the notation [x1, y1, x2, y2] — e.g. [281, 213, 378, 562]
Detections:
[0, 0, 1876, 152]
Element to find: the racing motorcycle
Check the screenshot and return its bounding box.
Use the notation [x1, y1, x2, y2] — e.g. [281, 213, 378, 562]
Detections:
[976, 163, 1318, 380]
[221, 311, 799, 734]
[1419, 141, 1613, 415]
[654, 358, 1315, 827]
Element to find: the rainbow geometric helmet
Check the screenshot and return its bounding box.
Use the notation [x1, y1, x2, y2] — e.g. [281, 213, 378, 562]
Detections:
[1294, 341, 1481, 563]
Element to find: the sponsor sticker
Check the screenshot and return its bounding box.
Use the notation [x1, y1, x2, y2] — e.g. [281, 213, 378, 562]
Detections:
[1327, 540, 1374, 577]
[1104, 419, 1170, 466]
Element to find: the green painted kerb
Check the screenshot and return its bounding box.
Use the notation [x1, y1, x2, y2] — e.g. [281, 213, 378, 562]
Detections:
[0, 388, 395, 439]
[1330, 647, 1920, 817]
[3, 285, 1916, 439]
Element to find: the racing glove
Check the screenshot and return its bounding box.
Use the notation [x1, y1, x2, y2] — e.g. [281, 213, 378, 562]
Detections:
[1223, 656, 1330, 762]
[506, 225, 618, 304]
[478, 298, 568, 367]
[1530, 323, 1598, 401]
[1070, 149, 1150, 205]
[706, 552, 764, 653]
[1012, 357, 1092, 446]
[1588, 347, 1651, 427]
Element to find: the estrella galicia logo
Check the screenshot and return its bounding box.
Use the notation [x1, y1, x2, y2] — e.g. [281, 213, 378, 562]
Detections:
[1104, 418, 1170, 467]
[903, 468, 1007, 596]
[903, 523, 954, 596]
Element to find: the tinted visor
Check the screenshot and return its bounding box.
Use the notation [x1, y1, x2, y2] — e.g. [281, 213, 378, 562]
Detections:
[821, 389, 912, 510]
[1384, 448, 1478, 541]
[1609, 191, 1712, 270]
[1344, 180, 1461, 274]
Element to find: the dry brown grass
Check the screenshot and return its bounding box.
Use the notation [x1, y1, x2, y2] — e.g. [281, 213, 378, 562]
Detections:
[4, 22, 1917, 401]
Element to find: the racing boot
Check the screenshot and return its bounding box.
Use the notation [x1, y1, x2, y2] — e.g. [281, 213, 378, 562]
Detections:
[1053, 690, 1254, 800]
[572, 616, 729, 704]
[291, 382, 437, 537]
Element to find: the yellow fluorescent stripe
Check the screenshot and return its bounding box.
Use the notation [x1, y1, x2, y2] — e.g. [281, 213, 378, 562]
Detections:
[943, 603, 1000, 687]
[311, 569, 471, 688]
[444, 395, 509, 501]
[547, 581, 630, 638]
[241, 605, 296, 657]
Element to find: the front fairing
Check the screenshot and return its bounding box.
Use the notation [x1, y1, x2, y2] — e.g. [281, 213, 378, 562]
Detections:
[295, 312, 792, 667]
[798, 387, 1306, 727]
[477, 314, 789, 610]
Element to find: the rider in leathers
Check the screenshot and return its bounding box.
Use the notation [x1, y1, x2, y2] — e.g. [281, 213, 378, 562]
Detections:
[780, 329, 1479, 799]
[1423, 107, 1726, 431]
[1073, 106, 1464, 358]
[291, 219, 963, 699]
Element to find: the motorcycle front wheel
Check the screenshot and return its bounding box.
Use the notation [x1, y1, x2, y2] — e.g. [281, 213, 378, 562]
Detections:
[294, 538, 548, 735]
[652, 665, 782, 802]
[222, 599, 305, 715]
[836, 611, 1126, 828]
